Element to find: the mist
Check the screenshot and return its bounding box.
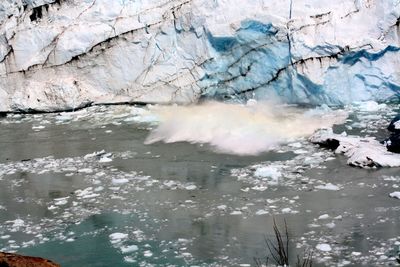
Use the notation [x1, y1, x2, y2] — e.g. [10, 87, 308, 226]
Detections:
[145, 101, 348, 155]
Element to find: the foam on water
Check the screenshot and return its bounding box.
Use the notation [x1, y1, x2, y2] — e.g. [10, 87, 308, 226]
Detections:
[145, 101, 348, 155]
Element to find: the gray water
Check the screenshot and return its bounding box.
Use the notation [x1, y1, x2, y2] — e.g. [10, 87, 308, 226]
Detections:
[0, 104, 399, 266]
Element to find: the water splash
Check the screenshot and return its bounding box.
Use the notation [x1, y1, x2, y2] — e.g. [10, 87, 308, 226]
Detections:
[145, 101, 348, 155]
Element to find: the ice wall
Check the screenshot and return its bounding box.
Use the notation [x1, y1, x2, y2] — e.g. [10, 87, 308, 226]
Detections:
[0, 0, 399, 111]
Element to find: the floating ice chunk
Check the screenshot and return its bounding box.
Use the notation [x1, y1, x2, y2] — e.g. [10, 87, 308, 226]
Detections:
[143, 250, 153, 257]
[315, 183, 340, 191]
[230, 210, 242, 215]
[163, 180, 178, 189]
[109, 233, 128, 244]
[251, 185, 268, 191]
[54, 197, 69, 206]
[289, 142, 303, 148]
[389, 192, 400, 199]
[11, 219, 25, 228]
[112, 178, 129, 185]
[55, 114, 73, 121]
[318, 214, 330, 220]
[294, 149, 308, 154]
[95, 172, 106, 177]
[394, 121, 400, 130]
[311, 129, 400, 168]
[84, 150, 106, 159]
[62, 167, 77, 172]
[124, 256, 136, 263]
[121, 245, 139, 254]
[94, 186, 104, 192]
[254, 166, 282, 180]
[316, 244, 332, 252]
[334, 215, 343, 220]
[281, 208, 292, 214]
[185, 184, 197, 190]
[255, 210, 269, 215]
[217, 205, 227, 210]
[351, 252, 362, 256]
[1, 235, 10, 239]
[353, 101, 387, 112]
[325, 222, 336, 228]
[99, 157, 112, 163]
[32, 125, 45, 130]
[181, 252, 192, 257]
[82, 193, 99, 199]
[78, 168, 93, 174]
[48, 205, 57, 210]
[75, 187, 99, 199]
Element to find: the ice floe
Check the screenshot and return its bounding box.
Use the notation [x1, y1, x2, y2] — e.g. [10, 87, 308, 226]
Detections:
[316, 243, 332, 252]
[389, 192, 400, 200]
[311, 128, 400, 168]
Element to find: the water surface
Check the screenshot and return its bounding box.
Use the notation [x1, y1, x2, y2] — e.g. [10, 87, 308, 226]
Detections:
[0, 103, 399, 266]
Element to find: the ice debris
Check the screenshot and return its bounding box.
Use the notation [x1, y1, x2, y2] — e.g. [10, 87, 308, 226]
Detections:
[311, 128, 400, 168]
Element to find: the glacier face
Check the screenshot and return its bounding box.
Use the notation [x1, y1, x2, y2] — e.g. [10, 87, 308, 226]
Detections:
[0, 0, 399, 111]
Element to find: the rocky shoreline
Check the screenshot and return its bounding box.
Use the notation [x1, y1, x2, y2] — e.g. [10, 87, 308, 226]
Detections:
[0, 252, 60, 267]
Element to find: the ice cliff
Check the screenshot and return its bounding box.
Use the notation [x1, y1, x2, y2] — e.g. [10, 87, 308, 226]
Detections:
[0, 0, 399, 112]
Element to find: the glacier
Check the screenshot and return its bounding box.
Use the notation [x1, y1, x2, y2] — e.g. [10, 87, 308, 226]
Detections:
[0, 0, 399, 112]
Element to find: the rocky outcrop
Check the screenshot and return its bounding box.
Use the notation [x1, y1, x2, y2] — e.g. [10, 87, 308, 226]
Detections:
[0, 0, 399, 112]
[0, 252, 60, 267]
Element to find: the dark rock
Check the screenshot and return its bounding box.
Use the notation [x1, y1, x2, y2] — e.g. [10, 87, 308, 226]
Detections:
[316, 138, 340, 150]
[0, 252, 60, 267]
[387, 115, 400, 133]
[383, 134, 400, 153]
